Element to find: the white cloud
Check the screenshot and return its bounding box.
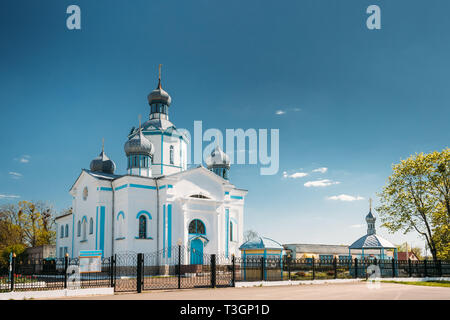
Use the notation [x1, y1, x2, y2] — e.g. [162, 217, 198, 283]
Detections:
[9, 172, 23, 179]
[15, 155, 30, 163]
[327, 194, 365, 202]
[0, 194, 20, 199]
[304, 179, 340, 187]
[275, 110, 286, 115]
[283, 171, 308, 179]
[312, 167, 328, 174]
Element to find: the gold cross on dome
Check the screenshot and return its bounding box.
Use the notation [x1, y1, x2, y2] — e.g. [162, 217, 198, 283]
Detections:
[369, 198, 372, 211]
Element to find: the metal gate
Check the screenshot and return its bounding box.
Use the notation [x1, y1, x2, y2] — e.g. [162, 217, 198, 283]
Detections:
[113, 247, 235, 293]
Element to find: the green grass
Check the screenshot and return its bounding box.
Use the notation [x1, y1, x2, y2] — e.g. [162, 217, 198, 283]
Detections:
[381, 280, 450, 288]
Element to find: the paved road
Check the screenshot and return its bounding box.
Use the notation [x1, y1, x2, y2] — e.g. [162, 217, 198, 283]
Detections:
[53, 282, 450, 300]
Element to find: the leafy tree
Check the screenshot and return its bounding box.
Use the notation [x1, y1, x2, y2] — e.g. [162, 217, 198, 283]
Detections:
[377, 148, 449, 262]
[243, 230, 259, 242]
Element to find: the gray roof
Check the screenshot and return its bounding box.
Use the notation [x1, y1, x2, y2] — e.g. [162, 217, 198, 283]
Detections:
[240, 237, 283, 250]
[284, 244, 349, 255]
[205, 145, 230, 169]
[124, 129, 154, 156]
[349, 234, 396, 249]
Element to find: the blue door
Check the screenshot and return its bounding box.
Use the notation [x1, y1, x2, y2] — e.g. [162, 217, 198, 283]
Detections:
[190, 239, 203, 265]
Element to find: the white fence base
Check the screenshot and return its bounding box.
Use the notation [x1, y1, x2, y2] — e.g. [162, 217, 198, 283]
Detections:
[0, 287, 114, 300]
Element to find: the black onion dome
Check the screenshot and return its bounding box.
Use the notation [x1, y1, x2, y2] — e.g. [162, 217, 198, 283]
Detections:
[90, 151, 116, 174]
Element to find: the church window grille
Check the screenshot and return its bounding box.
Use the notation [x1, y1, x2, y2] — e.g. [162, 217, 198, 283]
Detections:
[139, 216, 147, 239]
[89, 218, 94, 235]
[77, 221, 81, 237]
[65, 224, 69, 237]
[170, 146, 174, 164]
[82, 220, 87, 241]
[188, 219, 205, 235]
[230, 221, 233, 241]
[60, 225, 64, 238]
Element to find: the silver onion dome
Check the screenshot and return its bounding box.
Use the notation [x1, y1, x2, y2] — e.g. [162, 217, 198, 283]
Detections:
[90, 150, 116, 174]
[124, 129, 154, 156]
[147, 79, 172, 106]
[205, 145, 230, 169]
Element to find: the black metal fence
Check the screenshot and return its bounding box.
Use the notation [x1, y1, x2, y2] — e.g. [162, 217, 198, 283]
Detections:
[2, 251, 450, 294]
[0, 255, 113, 293]
[234, 257, 450, 282]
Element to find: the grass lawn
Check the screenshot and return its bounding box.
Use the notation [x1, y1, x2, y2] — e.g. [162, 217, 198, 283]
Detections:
[381, 280, 450, 288]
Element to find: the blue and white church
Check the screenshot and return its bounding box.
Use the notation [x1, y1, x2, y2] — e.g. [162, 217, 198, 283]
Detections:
[55, 72, 247, 263]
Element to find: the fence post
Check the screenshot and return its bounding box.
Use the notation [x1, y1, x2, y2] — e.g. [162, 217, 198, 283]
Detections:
[231, 254, 236, 287]
[137, 253, 143, 293]
[438, 260, 442, 277]
[424, 259, 428, 278]
[64, 254, 69, 289]
[408, 259, 412, 277]
[210, 254, 216, 288]
[312, 258, 315, 280]
[178, 245, 181, 289]
[333, 257, 337, 279]
[10, 253, 16, 292]
[354, 258, 358, 279]
[392, 258, 396, 278]
[261, 257, 265, 281]
[110, 255, 114, 288]
[288, 256, 291, 280]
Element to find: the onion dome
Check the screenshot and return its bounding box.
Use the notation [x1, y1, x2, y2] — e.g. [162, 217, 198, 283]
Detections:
[90, 149, 116, 174]
[147, 79, 172, 106]
[124, 129, 154, 156]
[205, 145, 230, 169]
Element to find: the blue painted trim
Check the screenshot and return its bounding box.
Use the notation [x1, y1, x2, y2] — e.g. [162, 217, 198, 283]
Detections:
[80, 240, 88, 243]
[135, 237, 153, 240]
[117, 211, 125, 220]
[136, 210, 152, 220]
[115, 237, 126, 240]
[129, 184, 157, 190]
[225, 192, 230, 195]
[168, 204, 172, 258]
[230, 196, 243, 200]
[163, 204, 166, 258]
[159, 185, 166, 190]
[99, 187, 113, 191]
[168, 185, 173, 189]
[161, 134, 163, 175]
[225, 208, 229, 258]
[81, 215, 87, 223]
[99, 206, 105, 257]
[95, 207, 98, 250]
[71, 212, 74, 258]
[79, 250, 102, 257]
[115, 184, 128, 191]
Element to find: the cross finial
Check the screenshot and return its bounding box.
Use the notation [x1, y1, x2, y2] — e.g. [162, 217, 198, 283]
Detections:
[138, 114, 142, 131]
[369, 198, 372, 211]
[158, 64, 162, 81]
[102, 138, 104, 152]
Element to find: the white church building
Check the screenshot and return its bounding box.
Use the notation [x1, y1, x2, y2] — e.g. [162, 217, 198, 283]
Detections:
[55, 73, 247, 264]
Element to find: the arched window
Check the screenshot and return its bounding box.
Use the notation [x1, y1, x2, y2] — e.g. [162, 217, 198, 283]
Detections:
[170, 145, 174, 164]
[60, 225, 64, 238]
[230, 221, 233, 241]
[139, 216, 147, 239]
[89, 218, 94, 235]
[77, 221, 81, 237]
[117, 211, 125, 239]
[65, 224, 69, 238]
[82, 219, 87, 240]
[188, 219, 205, 235]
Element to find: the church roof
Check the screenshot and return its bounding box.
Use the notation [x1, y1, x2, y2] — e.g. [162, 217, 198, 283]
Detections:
[349, 234, 396, 250]
[239, 236, 283, 250]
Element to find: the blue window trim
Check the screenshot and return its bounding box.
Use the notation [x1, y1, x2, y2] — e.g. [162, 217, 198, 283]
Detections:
[135, 236, 153, 240]
[136, 210, 152, 220]
[81, 215, 87, 223]
[230, 196, 243, 200]
[117, 211, 125, 220]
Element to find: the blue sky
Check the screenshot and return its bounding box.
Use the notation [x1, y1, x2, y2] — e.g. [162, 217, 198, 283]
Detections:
[1, 0, 449, 253]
